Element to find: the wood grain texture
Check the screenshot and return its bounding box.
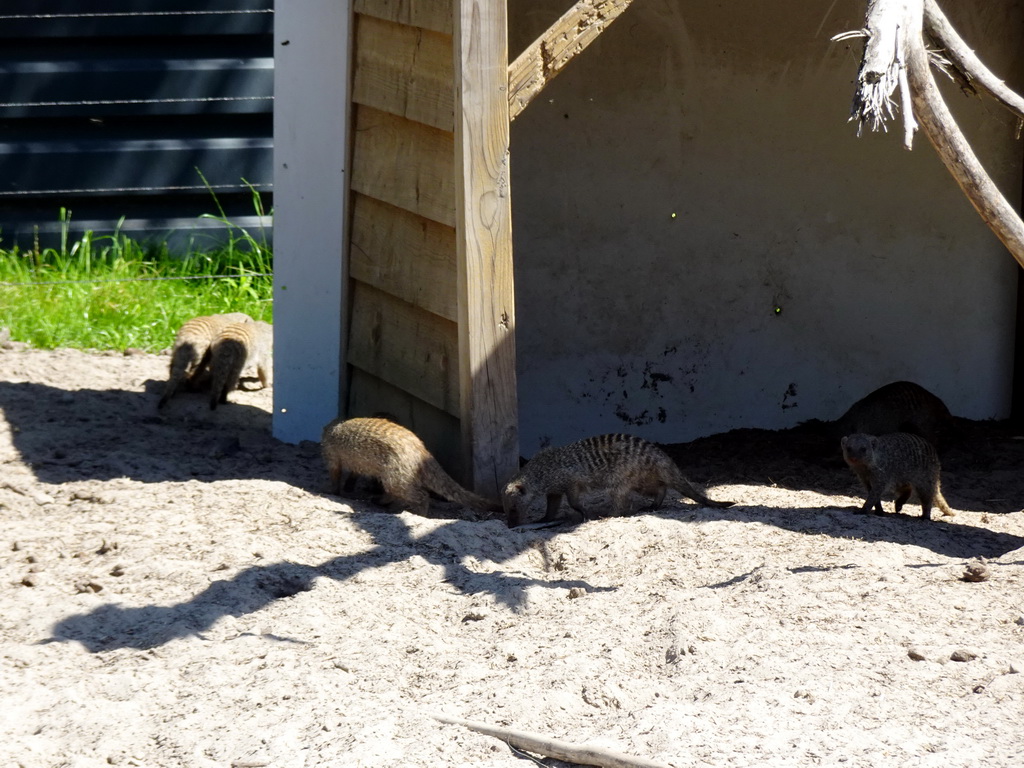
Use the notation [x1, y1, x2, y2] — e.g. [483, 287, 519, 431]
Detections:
[351, 104, 456, 228]
[347, 280, 460, 416]
[454, 0, 519, 496]
[353, 13, 454, 132]
[350, 193, 458, 323]
[508, 0, 637, 121]
[354, 0, 452, 35]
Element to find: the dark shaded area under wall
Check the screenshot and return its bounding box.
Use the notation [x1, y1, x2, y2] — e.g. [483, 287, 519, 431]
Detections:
[663, 416, 1024, 515]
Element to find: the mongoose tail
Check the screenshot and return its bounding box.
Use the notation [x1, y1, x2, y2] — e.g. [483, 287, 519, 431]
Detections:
[420, 456, 503, 513]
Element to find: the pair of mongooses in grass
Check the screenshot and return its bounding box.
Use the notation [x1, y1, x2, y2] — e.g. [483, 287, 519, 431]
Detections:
[208, 320, 273, 410]
[158, 312, 253, 408]
[503, 433, 734, 527]
[321, 416, 500, 516]
[841, 432, 956, 520]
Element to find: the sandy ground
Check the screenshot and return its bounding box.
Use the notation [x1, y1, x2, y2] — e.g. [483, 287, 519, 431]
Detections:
[1, 345, 1022, 768]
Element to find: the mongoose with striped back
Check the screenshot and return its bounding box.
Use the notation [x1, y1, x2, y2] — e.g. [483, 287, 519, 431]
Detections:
[208, 320, 273, 409]
[841, 432, 955, 519]
[158, 312, 253, 408]
[503, 433, 734, 527]
[835, 381, 955, 450]
[320, 416, 501, 516]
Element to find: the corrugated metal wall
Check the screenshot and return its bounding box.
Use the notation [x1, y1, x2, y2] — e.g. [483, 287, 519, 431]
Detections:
[0, 0, 273, 250]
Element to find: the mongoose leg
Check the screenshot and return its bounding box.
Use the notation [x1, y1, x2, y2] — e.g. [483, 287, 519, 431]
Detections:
[328, 464, 346, 495]
[565, 486, 588, 523]
[256, 363, 271, 389]
[917, 489, 934, 520]
[406, 488, 430, 517]
[893, 486, 912, 514]
[539, 493, 563, 522]
[862, 490, 885, 515]
[608, 487, 633, 517]
[645, 483, 667, 510]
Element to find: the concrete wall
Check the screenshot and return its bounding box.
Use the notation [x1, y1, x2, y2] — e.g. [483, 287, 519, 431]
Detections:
[509, 0, 1024, 454]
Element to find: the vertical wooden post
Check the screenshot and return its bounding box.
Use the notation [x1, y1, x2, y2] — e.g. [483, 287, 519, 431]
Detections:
[453, 0, 519, 496]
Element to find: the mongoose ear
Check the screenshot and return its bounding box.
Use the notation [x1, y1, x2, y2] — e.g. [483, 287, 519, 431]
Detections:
[840, 436, 848, 448]
[506, 481, 526, 496]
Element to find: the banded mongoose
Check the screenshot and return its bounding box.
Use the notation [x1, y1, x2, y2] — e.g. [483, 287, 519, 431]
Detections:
[836, 381, 955, 450]
[841, 432, 955, 519]
[208, 320, 273, 409]
[158, 312, 253, 408]
[320, 417, 501, 516]
[502, 433, 734, 527]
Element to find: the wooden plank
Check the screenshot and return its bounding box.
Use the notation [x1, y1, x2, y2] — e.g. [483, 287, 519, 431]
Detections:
[350, 193, 458, 323]
[454, 0, 519, 496]
[351, 104, 456, 228]
[348, 367, 463, 480]
[353, 14, 454, 132]
[353, 0, 452, 35]
[348, 280, 460, 416]
[508, 0, 637, 121]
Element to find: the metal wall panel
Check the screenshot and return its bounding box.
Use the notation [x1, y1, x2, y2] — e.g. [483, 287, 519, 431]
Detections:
[0, 0, 273, 248]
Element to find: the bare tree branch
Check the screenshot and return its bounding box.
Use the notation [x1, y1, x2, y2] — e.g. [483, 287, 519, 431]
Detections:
[839, 0, 1024, 268]
[923, 0, 1024, 121]
[905, 28, 1024, 269]
[432, 714, 674, 768]
[842, 0, 923, 141]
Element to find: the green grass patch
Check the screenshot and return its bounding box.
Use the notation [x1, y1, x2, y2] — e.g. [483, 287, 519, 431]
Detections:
[0, 201, 272, 352]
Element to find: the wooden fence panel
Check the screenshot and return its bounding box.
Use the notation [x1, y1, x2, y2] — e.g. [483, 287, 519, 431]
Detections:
[348, 280, 460, 416]
[350, 193, 458, 323]
[350, 105, 455, 228]
[353, 0, 452, 35]
[353, 14, 453, 132]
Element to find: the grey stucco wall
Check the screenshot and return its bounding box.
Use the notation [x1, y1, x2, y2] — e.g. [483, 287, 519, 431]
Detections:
[509, 0, 1024, 454]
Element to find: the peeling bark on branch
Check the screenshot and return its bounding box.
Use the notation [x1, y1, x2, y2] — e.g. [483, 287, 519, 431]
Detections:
[845, 0, 916, 138]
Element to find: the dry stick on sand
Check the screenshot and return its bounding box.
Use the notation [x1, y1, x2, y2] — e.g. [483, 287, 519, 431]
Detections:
[432, 714, 674, 768]
[835, 0, 1024, 269]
